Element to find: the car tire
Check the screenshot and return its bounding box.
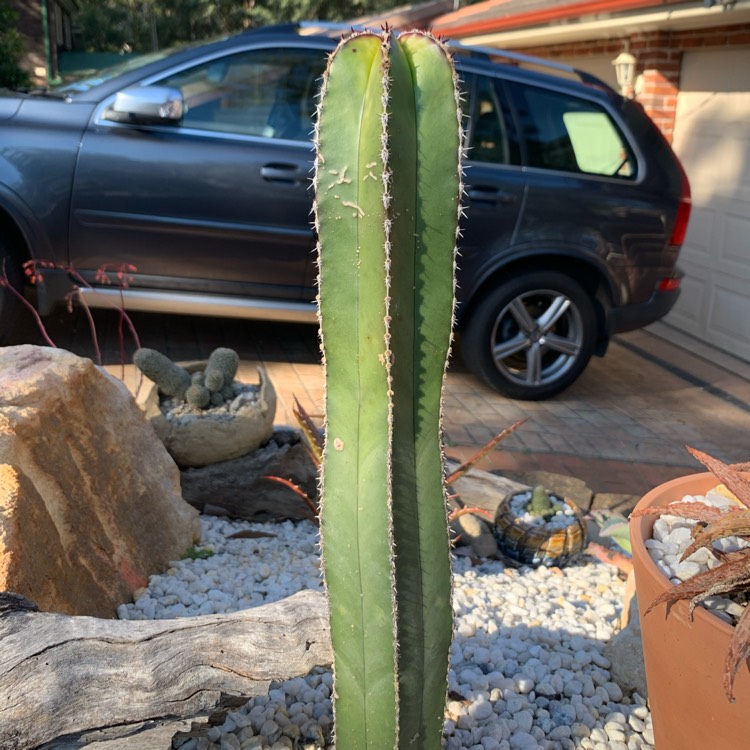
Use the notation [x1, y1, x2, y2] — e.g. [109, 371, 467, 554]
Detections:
[0, 243, 25, 346]
[461, 271, 597, 400]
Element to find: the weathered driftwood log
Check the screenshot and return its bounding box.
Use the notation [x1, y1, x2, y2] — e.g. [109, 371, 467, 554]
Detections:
[180, 430, 319, 522]
[447, 459, 528, 515]
[0, 590, 331, 750]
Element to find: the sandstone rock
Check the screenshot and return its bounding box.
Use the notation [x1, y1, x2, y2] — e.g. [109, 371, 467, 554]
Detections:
[180, 428, 319, 522]
[143, 364, 276, 467]
[450, 511, 498, 557]
[0, 345, 200, 618]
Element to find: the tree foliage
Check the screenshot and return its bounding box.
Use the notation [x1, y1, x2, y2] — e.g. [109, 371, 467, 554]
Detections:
[0, 1, 30, 88]
[74, 0, 405, 53]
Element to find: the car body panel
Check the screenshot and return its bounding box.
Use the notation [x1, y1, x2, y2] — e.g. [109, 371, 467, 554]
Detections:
[70, 123, 316, 298]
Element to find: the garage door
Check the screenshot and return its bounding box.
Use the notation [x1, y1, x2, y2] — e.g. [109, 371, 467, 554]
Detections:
[668, 48, 750, 363]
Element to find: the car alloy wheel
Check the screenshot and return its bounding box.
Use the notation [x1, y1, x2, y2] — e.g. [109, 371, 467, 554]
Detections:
[461, 271, 597, 400]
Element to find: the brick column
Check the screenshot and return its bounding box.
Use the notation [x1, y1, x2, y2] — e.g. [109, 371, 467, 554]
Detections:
[631, 31, 681, 142]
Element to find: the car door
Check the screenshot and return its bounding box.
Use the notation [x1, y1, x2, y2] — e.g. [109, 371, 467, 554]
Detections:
[69, 46, 326, 301]
[456, 70, 526, 305]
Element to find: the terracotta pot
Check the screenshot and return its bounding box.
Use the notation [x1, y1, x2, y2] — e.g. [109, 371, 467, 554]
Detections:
[631, 472, 750, 750]
[494, 491, 586, 567]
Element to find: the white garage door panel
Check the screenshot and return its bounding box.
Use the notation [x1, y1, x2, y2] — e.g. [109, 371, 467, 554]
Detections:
[724, 204, 750, 269]
[679, 204, 716, 263]
[669, 47, 750, 363]
[709, 279, 750, 347]
[667, 273, 707, 333]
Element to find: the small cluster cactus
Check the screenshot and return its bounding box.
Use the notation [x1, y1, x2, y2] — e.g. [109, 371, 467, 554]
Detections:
[133, 347, 239, 409]
[528, 484, 558, 521]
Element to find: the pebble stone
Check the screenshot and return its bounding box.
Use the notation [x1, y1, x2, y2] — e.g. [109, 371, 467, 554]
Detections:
[119, 515, 656, 749]
[646, 489, 750, 624]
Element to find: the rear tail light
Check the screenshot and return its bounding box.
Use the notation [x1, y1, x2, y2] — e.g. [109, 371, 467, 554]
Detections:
[669, 163, 692, 246]
[657, 277, 681, 292]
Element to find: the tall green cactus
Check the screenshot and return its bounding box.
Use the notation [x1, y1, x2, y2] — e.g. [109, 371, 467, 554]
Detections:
[314, 29, 463, 748]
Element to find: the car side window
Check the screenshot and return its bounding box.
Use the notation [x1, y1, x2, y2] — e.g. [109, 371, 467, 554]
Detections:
[508, 82, 637, 178]
[462, 73, 513, 165]
[158, 48, 325, 140]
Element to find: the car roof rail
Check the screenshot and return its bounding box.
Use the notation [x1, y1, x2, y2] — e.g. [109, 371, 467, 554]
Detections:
[297, 20, 370, 36]
[239, 21, 368, 37]
[446, 40, 610, 88]
[248, 21, 611, 90]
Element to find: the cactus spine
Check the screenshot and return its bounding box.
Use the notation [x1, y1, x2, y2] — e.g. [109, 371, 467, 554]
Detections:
[315, 29, 462, 748]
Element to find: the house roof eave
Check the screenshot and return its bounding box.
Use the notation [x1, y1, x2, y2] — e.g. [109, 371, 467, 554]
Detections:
[435, 0, 750, 47]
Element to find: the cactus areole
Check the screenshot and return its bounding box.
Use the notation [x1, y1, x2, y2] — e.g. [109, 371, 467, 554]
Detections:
[314, 29, 463, 749]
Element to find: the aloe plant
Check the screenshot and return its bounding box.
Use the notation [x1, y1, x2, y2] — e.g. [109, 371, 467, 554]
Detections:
[633, 447, 750, 701]
[314, 29, 462, 748]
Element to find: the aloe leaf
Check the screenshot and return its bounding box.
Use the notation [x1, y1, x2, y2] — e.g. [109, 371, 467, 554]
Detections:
[681, 509, 750, 559]
[292, 396, 323, 468]
[644, 550, 750, 620]
[725, 597, 750, 702]
[445, 418, 527, 485]
[687, 446, 750, 510]
[631, 503, 724, 523]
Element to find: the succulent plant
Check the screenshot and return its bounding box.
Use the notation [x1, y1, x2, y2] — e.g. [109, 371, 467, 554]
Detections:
[185, 383, 211, 409]
[314, 28, 462, 748]
[133, 346, 240, 410]
[133, 347, 192, 401]
[632, 446, 750, 701]
[528, 484, 558, 521]
[204, 347, 239, 392]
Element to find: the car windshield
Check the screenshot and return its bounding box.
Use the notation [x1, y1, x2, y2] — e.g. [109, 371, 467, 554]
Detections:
[50, 39, 211, 94]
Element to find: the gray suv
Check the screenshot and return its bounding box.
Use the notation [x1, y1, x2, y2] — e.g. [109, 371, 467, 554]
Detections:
[0, 23, 691, 399]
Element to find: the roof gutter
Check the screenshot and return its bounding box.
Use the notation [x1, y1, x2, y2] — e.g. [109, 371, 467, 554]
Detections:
[439, 1, 750, 48]
[434, 0, 676, 37]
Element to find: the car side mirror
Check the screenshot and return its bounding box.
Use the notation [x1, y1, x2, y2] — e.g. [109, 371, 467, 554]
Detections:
[103, 85, 184, 124]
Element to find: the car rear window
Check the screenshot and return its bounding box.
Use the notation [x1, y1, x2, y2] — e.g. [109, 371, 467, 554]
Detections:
[508, 81, 637, 179]
[461, 72, 521, 167]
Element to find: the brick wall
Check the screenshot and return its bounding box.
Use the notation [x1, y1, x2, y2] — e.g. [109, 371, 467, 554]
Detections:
[523, 23, 750, 143]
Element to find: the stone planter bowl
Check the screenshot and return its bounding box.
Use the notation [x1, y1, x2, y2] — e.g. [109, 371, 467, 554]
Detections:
[494, 490, 587, 567]
[143, 363, 276, 468]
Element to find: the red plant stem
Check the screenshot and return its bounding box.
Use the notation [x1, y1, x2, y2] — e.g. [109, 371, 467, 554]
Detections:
[262, 475, 319, 524]
[447, 506, 495, 523]
[74, 289, 102, 365]
[1, 259, 57, 348]
[446, 418, 528, 485]
[67, 266, 141, 355]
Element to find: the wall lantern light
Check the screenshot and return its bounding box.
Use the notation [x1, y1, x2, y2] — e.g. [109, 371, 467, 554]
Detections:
[612, 51, 637, 97]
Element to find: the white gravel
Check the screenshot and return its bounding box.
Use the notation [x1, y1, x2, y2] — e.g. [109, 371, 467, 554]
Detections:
[118, 515, 654, 750]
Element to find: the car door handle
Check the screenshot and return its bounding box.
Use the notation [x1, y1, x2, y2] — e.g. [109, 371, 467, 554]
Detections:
[467, 187, 518, 205]
[261, 163, 304, 184]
